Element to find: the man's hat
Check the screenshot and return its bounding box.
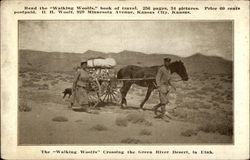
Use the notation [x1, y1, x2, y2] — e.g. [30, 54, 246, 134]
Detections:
[164, 58, 171, 62]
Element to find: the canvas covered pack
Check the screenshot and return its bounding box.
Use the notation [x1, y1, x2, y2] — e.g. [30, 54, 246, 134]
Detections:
[87, 58, 116, 68]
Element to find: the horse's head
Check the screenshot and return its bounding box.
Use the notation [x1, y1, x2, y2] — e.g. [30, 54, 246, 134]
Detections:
[170, 60, 189, 81]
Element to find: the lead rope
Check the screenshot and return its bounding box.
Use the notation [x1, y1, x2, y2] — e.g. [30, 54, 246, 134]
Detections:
[171, 79, 183, 82]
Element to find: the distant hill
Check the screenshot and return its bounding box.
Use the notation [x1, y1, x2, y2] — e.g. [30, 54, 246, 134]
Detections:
[19, 49, 232, 74]
[184, 53, 232, 74]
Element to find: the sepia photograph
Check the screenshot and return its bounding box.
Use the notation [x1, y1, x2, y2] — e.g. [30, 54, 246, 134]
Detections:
[18, 20, 233, 145]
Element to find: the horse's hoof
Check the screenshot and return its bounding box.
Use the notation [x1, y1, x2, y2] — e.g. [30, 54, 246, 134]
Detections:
[154, 115, 164, 119]
[121, 103, 127, 108]
[165, 112, 174, 119]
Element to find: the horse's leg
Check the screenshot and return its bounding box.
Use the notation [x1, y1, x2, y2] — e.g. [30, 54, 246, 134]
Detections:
[153, 103, 161, 115]
[140, 85, 154, 109]
[120, 82, 132, 108]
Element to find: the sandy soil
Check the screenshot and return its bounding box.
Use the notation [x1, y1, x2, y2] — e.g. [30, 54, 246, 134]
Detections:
[18, 71, 232, 145]
[19, 101, 231, 144]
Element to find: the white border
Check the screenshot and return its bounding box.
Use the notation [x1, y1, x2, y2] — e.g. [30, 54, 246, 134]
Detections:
[1, 1, 249, 159]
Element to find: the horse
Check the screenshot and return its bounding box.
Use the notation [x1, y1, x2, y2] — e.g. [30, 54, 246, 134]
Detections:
[117, 60, 189, 109]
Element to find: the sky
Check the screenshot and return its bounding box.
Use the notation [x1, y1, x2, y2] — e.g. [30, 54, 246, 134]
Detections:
[19, 21, 233, 60]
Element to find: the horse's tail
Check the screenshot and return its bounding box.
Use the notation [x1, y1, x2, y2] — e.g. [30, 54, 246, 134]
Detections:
[117, 68, 123, 79]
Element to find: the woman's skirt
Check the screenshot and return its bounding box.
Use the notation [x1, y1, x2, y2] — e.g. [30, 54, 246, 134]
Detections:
[71, 86, 89, 109]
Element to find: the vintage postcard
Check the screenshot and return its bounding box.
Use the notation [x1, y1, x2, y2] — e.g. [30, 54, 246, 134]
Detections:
[1, 0, 249, 159]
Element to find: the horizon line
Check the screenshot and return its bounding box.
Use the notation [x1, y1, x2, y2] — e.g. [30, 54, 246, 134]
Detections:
[19, 48, 232, 61]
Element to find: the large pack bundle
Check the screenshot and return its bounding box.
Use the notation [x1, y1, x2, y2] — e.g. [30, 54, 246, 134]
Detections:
[87, 58, 116, 68]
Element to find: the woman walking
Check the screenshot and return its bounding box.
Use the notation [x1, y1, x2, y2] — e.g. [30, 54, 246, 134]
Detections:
[69, 60, 91, 112]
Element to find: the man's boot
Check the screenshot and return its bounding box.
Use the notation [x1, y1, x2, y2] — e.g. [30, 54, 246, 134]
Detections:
[164, 103, 174, 119]
[165, 111, 174, 119]
[154, 104, 165, 119]
[154, 114, 164, 119]
[153, 103, 161, 115]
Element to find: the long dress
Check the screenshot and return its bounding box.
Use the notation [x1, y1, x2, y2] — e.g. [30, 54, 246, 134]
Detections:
[70, 69, 90, 110]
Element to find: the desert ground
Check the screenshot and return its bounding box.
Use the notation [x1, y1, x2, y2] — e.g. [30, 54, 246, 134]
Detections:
[18, 70, 233, 144]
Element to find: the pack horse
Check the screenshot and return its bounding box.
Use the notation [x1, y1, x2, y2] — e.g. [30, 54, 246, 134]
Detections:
[67, 57, 188, 110]
[117, 60, 189, 109]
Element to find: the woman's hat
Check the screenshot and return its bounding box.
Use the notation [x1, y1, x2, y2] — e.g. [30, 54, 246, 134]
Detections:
[80, 58, 87, 66]
[164, 58, 171, 62]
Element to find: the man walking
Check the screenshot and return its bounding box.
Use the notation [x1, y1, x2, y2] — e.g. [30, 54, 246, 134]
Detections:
[153, 57, 174, 119]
